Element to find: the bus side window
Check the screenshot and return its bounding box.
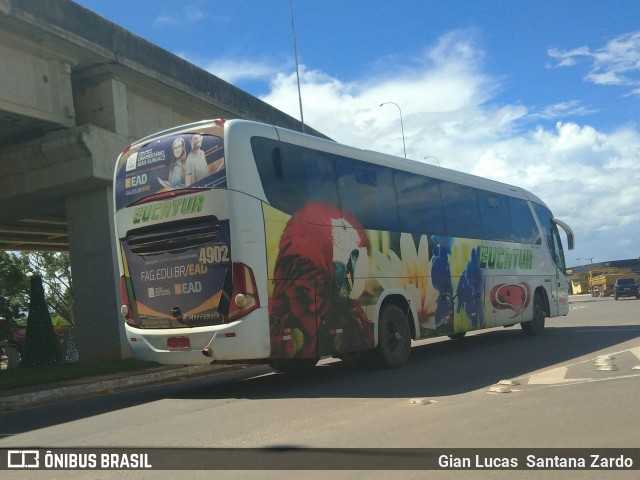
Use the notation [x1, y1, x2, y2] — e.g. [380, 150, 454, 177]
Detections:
[252, 137, 296, 212]
[336, 159, 398, 231]
[252, 137, 340, 217]
[302, 151, 340, 207]
[532, 202, 566, 271]
[508, 197, 540, 245]
[394, 172, 445, 234]
[551, 226, 566, 271]
[440, 182, 483, 239]
[272, 147, 284, 179]
[478, 191, 512, 242]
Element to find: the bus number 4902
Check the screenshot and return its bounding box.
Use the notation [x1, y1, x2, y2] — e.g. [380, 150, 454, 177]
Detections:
[199, 245, 230, 264]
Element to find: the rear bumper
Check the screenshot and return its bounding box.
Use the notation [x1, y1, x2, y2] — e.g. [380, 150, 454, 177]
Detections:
[124, 307, 271, 365]
[614, 290, 639, 298]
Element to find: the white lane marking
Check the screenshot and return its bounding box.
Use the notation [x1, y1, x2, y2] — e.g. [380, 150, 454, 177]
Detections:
[630, 347, 640, 363]
[528, 367, 589, 385]
[524, 346, 640, 386]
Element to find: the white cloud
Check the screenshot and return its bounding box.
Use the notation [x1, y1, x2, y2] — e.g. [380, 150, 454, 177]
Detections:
[548, 31, 640, 93]
[200, 30, 640, 265]
[528, 101, 597, 120]
[547, 46, 591, 67]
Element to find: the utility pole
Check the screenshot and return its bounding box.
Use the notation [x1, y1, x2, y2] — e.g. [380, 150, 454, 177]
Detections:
[289, 0, 305, 133]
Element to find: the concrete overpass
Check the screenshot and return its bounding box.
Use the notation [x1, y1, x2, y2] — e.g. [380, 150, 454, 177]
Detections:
[0, 0, 323, 362]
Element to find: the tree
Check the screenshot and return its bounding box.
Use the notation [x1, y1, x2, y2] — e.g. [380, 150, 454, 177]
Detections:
[22, 252, 73, 325]
[21, 275, 62, 366]
[0, 252, 30, 345]
[1, 252, 73, 357]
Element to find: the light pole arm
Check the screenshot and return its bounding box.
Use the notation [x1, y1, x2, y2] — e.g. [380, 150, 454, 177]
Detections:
[379, 102, 406, 158]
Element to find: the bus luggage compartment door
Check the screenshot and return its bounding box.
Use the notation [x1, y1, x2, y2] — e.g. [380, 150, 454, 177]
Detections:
[268, 277, 375, 359]
[269, 278, 319, 359]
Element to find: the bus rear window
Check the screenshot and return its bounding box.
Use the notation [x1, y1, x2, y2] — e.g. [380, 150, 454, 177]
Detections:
[115, 133, 225, 210]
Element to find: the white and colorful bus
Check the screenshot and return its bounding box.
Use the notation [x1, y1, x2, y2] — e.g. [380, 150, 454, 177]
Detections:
[114, 119, 574, 370]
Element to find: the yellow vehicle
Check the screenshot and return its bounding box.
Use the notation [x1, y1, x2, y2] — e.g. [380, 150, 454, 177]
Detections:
[589, 268, 635, 297]
[570, 271, 590, 294]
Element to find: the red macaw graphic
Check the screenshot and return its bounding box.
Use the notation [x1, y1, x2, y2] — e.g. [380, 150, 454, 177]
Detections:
[490, 283, 531, 318]
[269, 202, 373, 358]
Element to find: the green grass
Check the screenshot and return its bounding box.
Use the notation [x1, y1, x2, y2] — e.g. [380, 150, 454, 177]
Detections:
[0, 359, 159, 392]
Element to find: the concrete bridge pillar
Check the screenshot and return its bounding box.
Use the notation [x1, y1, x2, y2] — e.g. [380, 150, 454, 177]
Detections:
[65, 186, 127, 363]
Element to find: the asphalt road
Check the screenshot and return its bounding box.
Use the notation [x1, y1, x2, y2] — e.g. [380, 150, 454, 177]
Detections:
[1, 295, 639, 479]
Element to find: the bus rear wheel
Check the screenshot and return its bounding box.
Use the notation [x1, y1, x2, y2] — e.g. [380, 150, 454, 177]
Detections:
[521, 294, 545, 336]
[373, 304, 411, 368]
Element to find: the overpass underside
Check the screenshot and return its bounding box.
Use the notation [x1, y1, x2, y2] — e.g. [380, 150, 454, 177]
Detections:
[0, 0, 318, 362]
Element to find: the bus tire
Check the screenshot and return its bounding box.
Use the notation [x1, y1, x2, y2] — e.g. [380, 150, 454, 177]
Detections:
[269, 358, 317, 373]
[373, 304, 411, 368]
[448, 332, 466, 340]
[521, 294, 545, 336]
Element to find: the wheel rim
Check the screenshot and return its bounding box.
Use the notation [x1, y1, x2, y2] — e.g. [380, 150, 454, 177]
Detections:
[386, 317, 405, 354]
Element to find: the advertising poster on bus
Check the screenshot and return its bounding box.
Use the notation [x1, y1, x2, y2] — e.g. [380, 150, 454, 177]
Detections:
[115, 133, 225, 210]
[120, 220, 231, 327]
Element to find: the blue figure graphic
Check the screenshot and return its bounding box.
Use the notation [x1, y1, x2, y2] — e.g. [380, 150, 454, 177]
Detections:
[456, 247, 485, 329]
[430, 236, 454, 329]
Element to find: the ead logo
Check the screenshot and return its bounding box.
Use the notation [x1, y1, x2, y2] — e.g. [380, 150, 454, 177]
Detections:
[125, 174, 148, 188]
[8, 450, 40, 468]
[125, 152, 138, 172]
[174, 281, 202, 295]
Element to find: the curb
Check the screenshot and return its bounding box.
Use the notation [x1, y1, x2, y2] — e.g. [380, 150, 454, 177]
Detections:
[0, 364, 248, 411]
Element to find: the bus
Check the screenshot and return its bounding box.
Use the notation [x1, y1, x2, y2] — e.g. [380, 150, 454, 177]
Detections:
[114, 118, 574, 370]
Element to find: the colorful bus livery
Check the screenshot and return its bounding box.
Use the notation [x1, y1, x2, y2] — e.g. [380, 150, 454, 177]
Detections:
[114, 119, 574, 370]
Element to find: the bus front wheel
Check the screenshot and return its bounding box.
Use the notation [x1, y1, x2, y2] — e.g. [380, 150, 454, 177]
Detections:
[373, 304, 411, 368]
[521, 295, 545, 336]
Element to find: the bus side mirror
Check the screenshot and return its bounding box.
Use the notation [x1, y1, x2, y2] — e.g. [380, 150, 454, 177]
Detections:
[552, 218, 574, 250]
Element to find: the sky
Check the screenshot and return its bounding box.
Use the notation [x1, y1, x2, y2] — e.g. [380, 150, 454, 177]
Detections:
[73, 0, 640, 267]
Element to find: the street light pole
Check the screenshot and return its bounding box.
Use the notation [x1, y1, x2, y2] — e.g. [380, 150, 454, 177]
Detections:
[379, 102, 406, 158]
[289, 0, 305, 133]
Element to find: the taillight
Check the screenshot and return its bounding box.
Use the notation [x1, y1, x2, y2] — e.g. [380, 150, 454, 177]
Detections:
[227, 262, 260, 321]
[120, 276, 139, 327]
